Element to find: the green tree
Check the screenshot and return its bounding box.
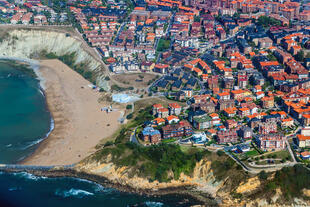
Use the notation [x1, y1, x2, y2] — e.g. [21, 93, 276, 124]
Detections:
[295, 50, 304, 62]
[259, 170, 268, 180]
[126, 113, 133, 119]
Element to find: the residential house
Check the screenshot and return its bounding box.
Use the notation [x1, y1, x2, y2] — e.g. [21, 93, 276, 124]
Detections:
[302, 114, 310, 126]
[225, 119, 238, 129]
[167, 115, 180, 124]
[217, 92, 230, 100]
[157, 108, 169, 118]
[218, 99, 235, 110]
[300, 151, 310, 160]
[224, 107, 237, 117]
[168, 103, 182, 115]
[153, 104, 163, 115]
[238, 107, 250, 117]
[281, 117, 294, 128]
[153, 118, 165, 126]
[296, 128, 310, 147]
[261, 96, 275, 108]
[258, 37, 273, 49]
[154, 64, 169, 74]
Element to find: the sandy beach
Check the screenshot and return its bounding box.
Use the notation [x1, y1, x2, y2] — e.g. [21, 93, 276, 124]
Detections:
[22, 59, 120, 165]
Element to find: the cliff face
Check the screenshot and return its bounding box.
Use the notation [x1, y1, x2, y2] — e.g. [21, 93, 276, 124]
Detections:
[77, 158, 222, 197]
[76, 158, 310, 207]
[0, 29, 109, 90]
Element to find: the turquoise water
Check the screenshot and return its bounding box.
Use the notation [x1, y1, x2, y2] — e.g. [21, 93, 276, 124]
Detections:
[0, 61, 51, 164]
[0, 61, 196, 207]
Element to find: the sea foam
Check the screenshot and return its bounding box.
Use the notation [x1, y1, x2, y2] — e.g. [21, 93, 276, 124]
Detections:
[55, 188, 94, 198]
[145, 201, 164, 207]
[14, 172, 47, 181]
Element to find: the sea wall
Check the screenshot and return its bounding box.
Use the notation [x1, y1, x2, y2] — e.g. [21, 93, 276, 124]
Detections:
[0, 29, 109, 90]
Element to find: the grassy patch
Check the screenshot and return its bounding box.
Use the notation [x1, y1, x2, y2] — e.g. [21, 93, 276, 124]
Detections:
[265, 165, 310, 200]
[162, 138, 177, 143]
[92, 142, 211, 182]
[245, 150, 260, 157]
[39, 50, 95, 83]
[157, 38, 170, 52]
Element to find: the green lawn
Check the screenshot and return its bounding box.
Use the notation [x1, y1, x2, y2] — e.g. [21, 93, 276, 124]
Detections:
[162, 138, 177, 143]
[245, 150, 260, 157]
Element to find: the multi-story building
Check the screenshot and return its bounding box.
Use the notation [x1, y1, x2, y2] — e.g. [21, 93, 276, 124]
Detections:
[142, 127, 161, 144]
[152, 104, 163, 115]
[168, 103, 182, 115]
[217, 129, 238, 144]
[261, 96, 275, 109]
[218, 99, 235, 110]
[259, 122, 277, 134]
[157, 108, 169, 118]
[256, 133, 286, 151]
[296, 128, 310, 148]
[162, 120, 193, 139]
[193, 115, 212, 130]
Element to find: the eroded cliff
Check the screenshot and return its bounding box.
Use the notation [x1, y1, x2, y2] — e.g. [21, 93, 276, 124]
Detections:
[75, 147, 310, 207]
[0, 28, 109, 90]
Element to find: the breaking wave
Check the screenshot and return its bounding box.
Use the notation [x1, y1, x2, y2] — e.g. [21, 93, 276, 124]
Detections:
[55, 188, 94, 198]
[14, 172, 47, 181]
[145, 201, 164, 207]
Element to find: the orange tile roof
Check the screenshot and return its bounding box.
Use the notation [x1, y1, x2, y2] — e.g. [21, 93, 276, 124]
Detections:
[224, 107, 237, 114]
[167, 115, 179, 121]
[168, 103, 181, 108]
[208, 128, 217, 134]
[260, 61, 280, 67]
[218, 92, 230, 96]
[154, 117, 165, 124]
[184, 64, 194, 69]
[193, 67, 202, 74]
[256, 91, 265, 96]
[297, 134, 310, 141]
[239, 107, 250, 111]
[158, 108, 169, 112]
[303, 114, 310, 119]
[189, 58, 201, 65]
[282, 117, 293, 122]
[231, 89, 245, 94]
[153, 103, 163, 108]
[209, 113, 219, 118]
[278, 111, 286, 116]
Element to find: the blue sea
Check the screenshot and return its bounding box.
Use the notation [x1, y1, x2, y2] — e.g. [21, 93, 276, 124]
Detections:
[0, 61, 195, 207]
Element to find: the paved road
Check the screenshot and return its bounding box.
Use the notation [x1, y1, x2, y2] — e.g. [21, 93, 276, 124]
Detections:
[248, 160, 296, 168]
[130, 127, 139, 144]
[286, 139, 297, 163]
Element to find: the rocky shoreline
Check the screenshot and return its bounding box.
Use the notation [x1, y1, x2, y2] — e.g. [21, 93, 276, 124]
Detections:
[0, 168, 217, 206]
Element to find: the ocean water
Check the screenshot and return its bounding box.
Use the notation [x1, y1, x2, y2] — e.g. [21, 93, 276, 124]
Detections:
[0, 171, 192, 207]
[0, 61, 195, 207]
[0, 61, 51, 163]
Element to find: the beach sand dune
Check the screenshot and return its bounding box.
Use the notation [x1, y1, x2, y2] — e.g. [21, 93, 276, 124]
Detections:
[22, 59, 120, 166]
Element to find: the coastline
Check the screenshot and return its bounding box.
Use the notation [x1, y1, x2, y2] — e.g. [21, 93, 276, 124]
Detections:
[0, 168, 214, 206]
[20, 59, 121, 165]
